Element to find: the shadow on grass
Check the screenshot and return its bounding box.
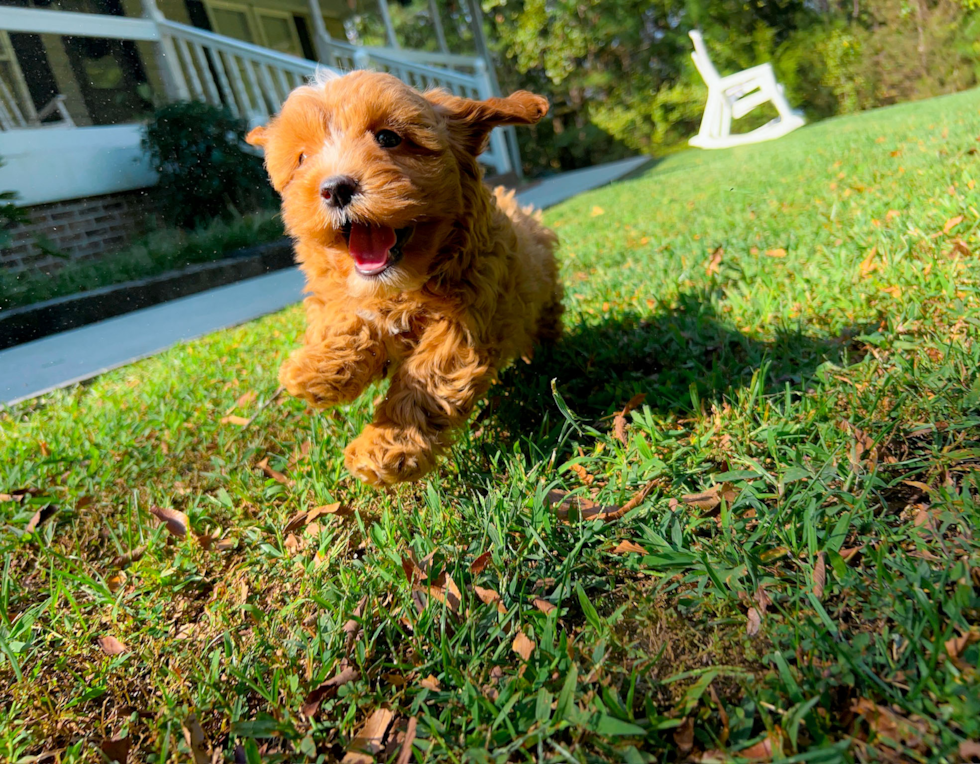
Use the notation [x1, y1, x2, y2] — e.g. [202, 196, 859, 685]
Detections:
[477, 290, 871, 450]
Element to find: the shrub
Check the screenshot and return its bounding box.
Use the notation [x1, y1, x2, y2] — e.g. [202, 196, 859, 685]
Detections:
[142, 101, 274, 230]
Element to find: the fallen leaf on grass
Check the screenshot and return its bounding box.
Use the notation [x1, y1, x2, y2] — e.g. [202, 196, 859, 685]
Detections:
[765, 248, 787, 258]
[612, 539, 646, 555]
[24, 504, 58, 534]
[343, 596, 368, 653]
[674, 482, 738, 512]
[149, 506, 188, 538]
[532, 598, 556, 614]
[182, 713, 210, 764]
[569, 461, 595, 485]
[395, 717, 417, 764]
[419, 675, 441, 691]
[943, 215, 965, 234]
[220, 415, 250, 426]
[470, 550, 492, 574]
[852, 698, 929, 752]
[613, 393, 646, 445]
[98, 636, 128, 655]
[256, 457, 292, 486]
[674, 717, 694, 754]
[548, 479, 660, 523]
[230, 391, 257, 412]
[739, 731, 782, 761]
[945, 629, 980, 660]
[214, 538, 237, 552]
[473, 585, 507, 614]
[38, 440, 49, 457]
[813, 552, 827, 599]
[859, 246, 878, 278]
[708, 684, 730, 746]
[746, 607, 762, 636]
[112, 545, 146, 568]
[590, 206, 605, 217]
[302, 666, 361, 718]
[959, 741, 980, 760]
[840, 546, 863, 563]
[99, 736, 131, 763]
[343, 708, 394, 764]
[705, 246, 723, 277]
[106, 572, 125, 593]
[512, 630, 535, 661]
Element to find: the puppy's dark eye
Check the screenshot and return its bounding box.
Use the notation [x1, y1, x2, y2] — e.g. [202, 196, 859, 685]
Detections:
[298, 152, 307, 166]
[375, 130, 402, 149]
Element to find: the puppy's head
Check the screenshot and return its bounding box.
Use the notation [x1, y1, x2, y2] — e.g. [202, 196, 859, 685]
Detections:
[247, 70, 548, 294]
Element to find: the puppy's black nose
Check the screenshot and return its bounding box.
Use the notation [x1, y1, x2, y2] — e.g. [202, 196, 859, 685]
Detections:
[320, 176, 359, 208]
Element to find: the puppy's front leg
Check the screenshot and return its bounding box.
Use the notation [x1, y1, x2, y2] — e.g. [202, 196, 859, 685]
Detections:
[344, 320, 493, 485]
[279, 312, 387, 409]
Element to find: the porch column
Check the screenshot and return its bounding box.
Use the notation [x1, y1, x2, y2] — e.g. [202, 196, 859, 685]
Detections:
[377, 0, 400, 48]
[427, 0, 449, 54]
[464, 0, 499, 95]
[306, 0, 337, 66]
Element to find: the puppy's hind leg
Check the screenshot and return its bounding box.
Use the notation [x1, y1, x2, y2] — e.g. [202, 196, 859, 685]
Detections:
[534, 285, 565, 345]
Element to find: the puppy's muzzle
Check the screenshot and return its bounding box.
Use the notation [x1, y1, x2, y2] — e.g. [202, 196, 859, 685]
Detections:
[320, 176, 359, 209]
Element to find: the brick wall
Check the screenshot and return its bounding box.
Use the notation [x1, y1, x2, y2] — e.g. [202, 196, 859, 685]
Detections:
[1, 188, 160, 274]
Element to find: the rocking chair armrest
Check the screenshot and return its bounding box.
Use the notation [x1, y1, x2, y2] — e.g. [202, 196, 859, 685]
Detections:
[718, 63, 775, 90]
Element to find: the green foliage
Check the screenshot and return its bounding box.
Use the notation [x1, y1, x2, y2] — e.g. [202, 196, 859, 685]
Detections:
[142, 101, 274, 230]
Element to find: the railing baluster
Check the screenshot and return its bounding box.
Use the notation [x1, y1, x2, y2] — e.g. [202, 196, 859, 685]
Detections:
[175, 36, 204, 101]
[190, 41, 221, 106]
[255, 64, 281, 109]
[220, 49, 251, 117]
[242, 58, 265, 116]
[208, 46, 240, 116]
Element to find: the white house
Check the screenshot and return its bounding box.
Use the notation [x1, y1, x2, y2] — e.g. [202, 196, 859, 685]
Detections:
[0, 0, 519, 272]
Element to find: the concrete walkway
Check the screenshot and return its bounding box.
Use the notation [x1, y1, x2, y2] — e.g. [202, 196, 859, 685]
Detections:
[0, 156, 651, 405]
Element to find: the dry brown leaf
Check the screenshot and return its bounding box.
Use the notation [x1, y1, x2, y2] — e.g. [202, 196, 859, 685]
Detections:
[680, 483, 738, 512]
[943, 215, 965, 234]
[950, 238, 972, 257]
[149, 506, 188, 538]
[214, 538, 237, 552]
[746, 607, 762, 636]
[569, 461, 595, 485]
[532, 598, 556, 614]
[548, 478, 659, 523]
[674, 717, 694, 754]
[705, 246, 723, 277]
[612, 539, 646, 555]
[708, 684, 730, 746]
[590, 205, 605, 217]
[853, 698, 928, 751]
[840, 546, 863, 563]
[284, 533, 301, 554]
[813, 552, 827, 600]
[859, 246, 878, 278]
[98, 636, 128, 656]
[470, 550, 492, 575]
[945, 629, 980, 660]
[24, 504, 58, 535]
[959, 740, 980, 760]
[343, 708, 395, 763]
[220, 415, 250, 426]
[613, 393, 647, 445]
[235, 391, 257, 408]
[183, 713, 210, 764]
[112, 545, 146, 568]
[401, 555, 422, 586]
[284, 509, 310, 533]
[512, 630, 535, 661]
[38, 440, 49, 457]
[302, 666, 361, 718]
[740, 732, 779, 761]
[395, 717, 417, 764]
[765, 248, 787, 258]
[106, 572, 125, 593]
[100, 735, 131, 763]
[473, 585, 506, 614]
[420, 675, 441, 691]
[307, 502, 345, 522]
[256, 457, 291, 486]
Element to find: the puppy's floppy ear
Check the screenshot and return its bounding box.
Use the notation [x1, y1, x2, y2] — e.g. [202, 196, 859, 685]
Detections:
[426, 89, 549, 156]
[245, 125, 268, 148]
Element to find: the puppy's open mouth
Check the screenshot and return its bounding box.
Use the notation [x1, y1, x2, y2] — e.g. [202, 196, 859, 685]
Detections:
[341, 222, 414, 277]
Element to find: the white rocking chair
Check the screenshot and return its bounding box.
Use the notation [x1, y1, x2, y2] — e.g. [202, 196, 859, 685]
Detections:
[688, 30, 804, 150]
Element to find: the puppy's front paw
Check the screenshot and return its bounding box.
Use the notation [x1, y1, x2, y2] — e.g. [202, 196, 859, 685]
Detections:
[278, 348, 373, 408]
[344, 425, 438, 485]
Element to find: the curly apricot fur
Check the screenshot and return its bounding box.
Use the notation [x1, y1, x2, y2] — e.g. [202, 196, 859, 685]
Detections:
[248, 71, 562, 485]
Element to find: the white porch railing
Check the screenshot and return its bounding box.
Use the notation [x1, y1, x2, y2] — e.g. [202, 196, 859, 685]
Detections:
[0, 5, 514, 175]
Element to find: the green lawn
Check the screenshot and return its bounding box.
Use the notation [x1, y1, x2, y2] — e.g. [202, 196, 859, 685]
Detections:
[3, 89, 980, 763]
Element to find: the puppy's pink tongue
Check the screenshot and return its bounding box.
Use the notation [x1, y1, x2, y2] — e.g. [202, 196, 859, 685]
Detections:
[349, 223, 396, 274]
